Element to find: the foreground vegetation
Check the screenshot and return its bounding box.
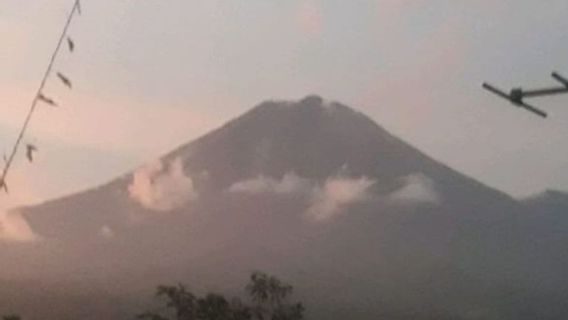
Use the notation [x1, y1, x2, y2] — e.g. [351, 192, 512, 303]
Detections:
[3, 272, 305, 320]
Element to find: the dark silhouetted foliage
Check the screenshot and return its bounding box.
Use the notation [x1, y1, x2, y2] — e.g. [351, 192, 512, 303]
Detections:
[139, 272, 303, 320]
[246, 272, 304, 320]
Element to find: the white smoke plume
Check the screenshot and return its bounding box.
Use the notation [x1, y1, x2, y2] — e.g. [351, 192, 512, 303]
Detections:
[99, 225, 115, 239]
[229, 172, 376, 222]
[229, 172, 311, 195]
[128, 157, 198, 211]
[388, 173, 440, 204]
[306, 176, 376, 222]
[0, 210, 39, 243]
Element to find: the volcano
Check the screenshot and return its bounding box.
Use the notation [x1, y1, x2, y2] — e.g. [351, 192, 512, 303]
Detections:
[1, 96, 567, 320]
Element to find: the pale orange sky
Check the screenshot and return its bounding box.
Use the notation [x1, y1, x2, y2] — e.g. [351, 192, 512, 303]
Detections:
[2, 0, 568, 208]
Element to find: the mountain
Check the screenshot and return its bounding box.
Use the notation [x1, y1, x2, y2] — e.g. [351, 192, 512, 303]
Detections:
[1, 96, 567, 320]
[523, 189, 568, 213]
[518, 190, 568, 286]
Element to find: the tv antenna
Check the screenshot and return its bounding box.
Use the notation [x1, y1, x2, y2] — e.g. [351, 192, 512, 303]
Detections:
[482, 71, 568, 118]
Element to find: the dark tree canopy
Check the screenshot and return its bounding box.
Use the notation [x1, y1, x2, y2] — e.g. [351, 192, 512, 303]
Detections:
[138, 272, 304, 320]
[246, 272, 304, 320]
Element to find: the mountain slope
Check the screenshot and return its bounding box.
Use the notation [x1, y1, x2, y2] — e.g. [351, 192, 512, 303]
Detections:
[1, 96, 566, 320]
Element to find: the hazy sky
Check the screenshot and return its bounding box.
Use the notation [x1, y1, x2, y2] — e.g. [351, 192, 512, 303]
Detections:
[2, 0, 568, 208]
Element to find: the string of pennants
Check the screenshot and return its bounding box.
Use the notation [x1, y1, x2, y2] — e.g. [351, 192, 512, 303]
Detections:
[0, 0, 82, 194]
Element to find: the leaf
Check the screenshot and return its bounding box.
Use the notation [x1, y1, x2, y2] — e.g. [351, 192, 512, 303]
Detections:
[0, 179, 9, 193]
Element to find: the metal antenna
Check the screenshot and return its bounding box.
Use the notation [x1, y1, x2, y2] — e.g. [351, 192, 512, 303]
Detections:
[482, 71, 568, 118]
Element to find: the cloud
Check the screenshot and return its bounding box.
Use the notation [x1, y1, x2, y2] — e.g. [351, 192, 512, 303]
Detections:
[388, 173, 440, 204]
[230, 172, 376, 221]
[0, 210, 39, 243]
[229, 172, 311, 195]
[128, 157, 198, 211]
[99, 225, 115, 239]
[306, 176, 376, 222]
[296, 1, 324, 37]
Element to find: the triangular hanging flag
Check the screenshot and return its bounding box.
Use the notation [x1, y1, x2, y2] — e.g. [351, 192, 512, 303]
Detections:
[38, 93, 58, 107]
[26, 144, 38, 163]
[0, 179, 9, 193]
[67, 37, 75, 52]
[57, 72, 73, 88]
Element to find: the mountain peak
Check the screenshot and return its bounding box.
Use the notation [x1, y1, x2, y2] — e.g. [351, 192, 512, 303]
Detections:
[164, 95, 514, 208]
[249, 95, 362, 120]
[299, 94, 324, 106]
[167, 96, 418, 187]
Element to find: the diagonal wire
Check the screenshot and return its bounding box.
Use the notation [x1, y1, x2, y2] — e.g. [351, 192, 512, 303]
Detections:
[0, 0, 81, 193]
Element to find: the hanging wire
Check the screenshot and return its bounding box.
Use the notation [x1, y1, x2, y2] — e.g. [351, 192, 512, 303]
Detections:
[0, 0, 82, 193]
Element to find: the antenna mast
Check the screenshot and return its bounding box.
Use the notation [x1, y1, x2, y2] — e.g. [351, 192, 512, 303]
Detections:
[483, 71, 568, 118]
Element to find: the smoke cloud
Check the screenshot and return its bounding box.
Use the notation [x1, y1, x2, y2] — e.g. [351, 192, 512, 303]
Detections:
[229, 172, 311, 195]
[306, 176, 376, 222]
[230, 173, 376, 221]
[0, 210, 39, 243]
[229, 171, 439, 220]
[128, 157, 198, 211]
[388, 173, 440, 204]
[99, 225, 115, 239]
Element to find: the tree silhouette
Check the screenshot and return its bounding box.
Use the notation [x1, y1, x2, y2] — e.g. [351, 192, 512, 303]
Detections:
[196, 294, 253, 320]
[138, 284, 198, 320]
[196, 294, 231, 320]
[138, 272, 304, 320]
[246, 272, 304, 320]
